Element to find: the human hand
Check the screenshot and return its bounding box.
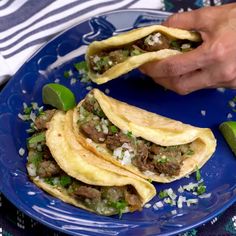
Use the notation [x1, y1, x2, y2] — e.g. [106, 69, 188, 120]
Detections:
[140, 3, 236, 94]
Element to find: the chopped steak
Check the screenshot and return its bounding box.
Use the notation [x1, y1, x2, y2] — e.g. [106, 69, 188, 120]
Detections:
[131, 141, 155, 171]
[136, 33, 170, 52]
[34, 109, 56, 130]
[105, 132, 131, 150]
[108, 50, 129, 64]
[80, 120, 107, 143]
[150, 144, 163, 155]
[125, 191, 142, 211]
[75, 186, 101, 200]
[42, 146, 53, 160]
[37, 160, 61, 178]
[82, 98, 95, 113]
[79, 94, 195, 177]
[153, 156, 182, 176]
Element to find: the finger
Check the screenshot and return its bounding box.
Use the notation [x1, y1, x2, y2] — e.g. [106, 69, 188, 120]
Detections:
[162, 8, 212, 32]
[140, 45, 209, 78]
[150, 69, 212, 95]
[163, 11, 201, 30]
[176, 69, 212, 94]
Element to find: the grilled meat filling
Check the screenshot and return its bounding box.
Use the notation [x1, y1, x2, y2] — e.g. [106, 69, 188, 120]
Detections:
[27, 110, 142, 215]
[78, 92, 195, 177]
[89, 31, 200, 74]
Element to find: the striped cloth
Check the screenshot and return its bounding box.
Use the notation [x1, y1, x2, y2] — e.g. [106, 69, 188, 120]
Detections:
[0, 0, 164, 85]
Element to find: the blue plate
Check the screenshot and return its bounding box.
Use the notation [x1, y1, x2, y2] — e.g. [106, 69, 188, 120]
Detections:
[0, 9, 236, 236]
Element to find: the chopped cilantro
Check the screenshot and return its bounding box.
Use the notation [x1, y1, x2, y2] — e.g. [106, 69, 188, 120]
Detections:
[197, 183, 206, 195]
[195, 167, 201, 182]
[233, 96, 236, 103]
[60, 175, 72, 187]
[96, 56, 110, 71]
[29, 152, 42, 168]
[74, 61, 88, 72]
[170, 40, 181, 49]
[157, 156, 169, 163]
[126, 131, 133, 138]
[186, 149, 194, 156]
[158, 190, 168, 199]
[27, 132, 46, 146]
[110, 125, 118, 134]
[94, 108, 106, 118]
[122, 49, 130, 57]
[130, 49, 142, 56]
[64, 70, 71, 79]
[110, 200, 127, 218]
[24, 106, 32, 115]
[44, 177, 54, 185]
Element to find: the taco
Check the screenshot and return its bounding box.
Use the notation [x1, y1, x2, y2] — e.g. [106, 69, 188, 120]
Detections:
[26, 109, 156, 216]
[86, 25, 202, 84]
[73, 89, 216, 183]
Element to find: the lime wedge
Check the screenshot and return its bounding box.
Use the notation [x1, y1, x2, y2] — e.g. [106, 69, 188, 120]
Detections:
[42, 83, 76, 111]
[219, 121, 236, 155]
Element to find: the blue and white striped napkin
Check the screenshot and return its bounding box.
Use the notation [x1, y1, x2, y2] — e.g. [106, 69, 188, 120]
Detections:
[0, 0, 164, 84]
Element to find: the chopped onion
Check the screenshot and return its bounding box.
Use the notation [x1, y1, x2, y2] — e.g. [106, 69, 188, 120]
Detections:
[121, 150, 132, 165]
[144, 203, 152, 208]
[186, 198, 198, 207]
[227, 113, 233, 119]
[113, 147, 123, 159]
[177, 196, 186, 208]
[27, 163, 37, 177]
[171, 210, 177, 215]
[198, 193, 212, 199]
[18, 148, 25, 156]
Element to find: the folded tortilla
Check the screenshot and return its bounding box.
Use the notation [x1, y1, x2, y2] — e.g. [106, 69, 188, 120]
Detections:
[73, 89, 216, 183]
[27, 110, 156, 216]
[86, 25, 202, 84]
